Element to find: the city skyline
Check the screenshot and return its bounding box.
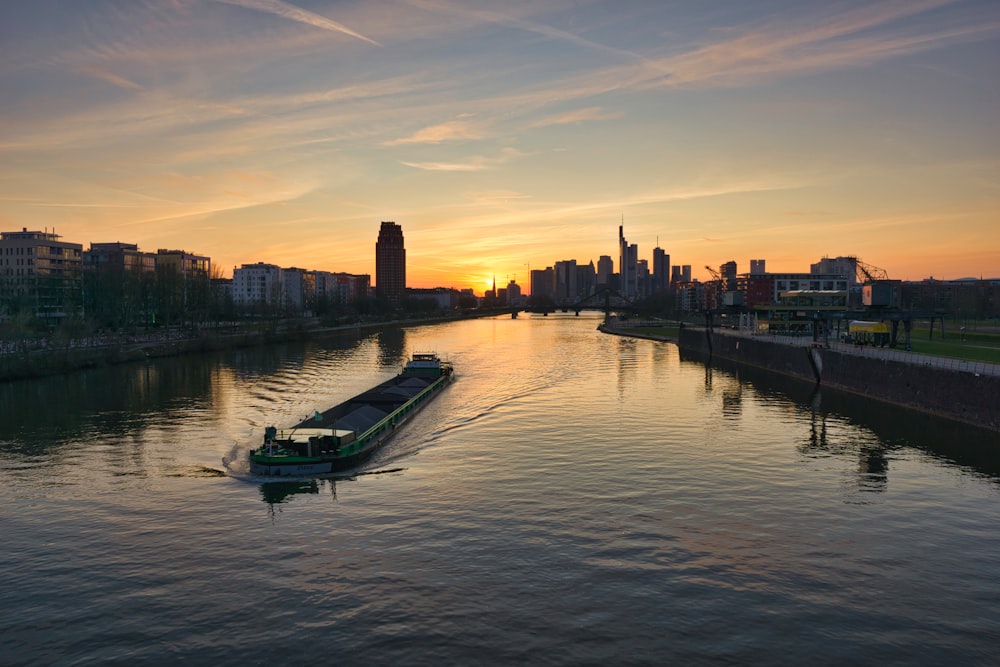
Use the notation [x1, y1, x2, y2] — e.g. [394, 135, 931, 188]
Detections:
[2, 1, 998, 289]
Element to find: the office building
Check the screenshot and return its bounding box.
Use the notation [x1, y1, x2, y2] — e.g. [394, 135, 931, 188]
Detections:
[554, 260, 578, 303]
[596, 255, 614, 287]
[652, 247, 670, 292]
[84, 242, 156, 273]
[0, 227, 82, 323]
[376, 221, 406, 304]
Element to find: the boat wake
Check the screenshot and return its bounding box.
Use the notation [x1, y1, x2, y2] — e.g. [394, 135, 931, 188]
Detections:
[222, 442, 251, 475]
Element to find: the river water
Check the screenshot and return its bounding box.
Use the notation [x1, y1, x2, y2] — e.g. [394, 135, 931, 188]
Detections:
[2, 313, 998, 666]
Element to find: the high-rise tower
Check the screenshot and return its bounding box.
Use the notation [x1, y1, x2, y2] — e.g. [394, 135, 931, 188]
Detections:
[653, 246, 670, 293]
[375, 221, 405, 304]
[619, 225, 631, 298]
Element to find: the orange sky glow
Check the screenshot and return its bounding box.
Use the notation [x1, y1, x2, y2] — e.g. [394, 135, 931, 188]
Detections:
[1, 1, 998, 293]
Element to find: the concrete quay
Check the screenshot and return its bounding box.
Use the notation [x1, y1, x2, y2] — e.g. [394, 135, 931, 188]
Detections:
[602, 322, 1000, 432]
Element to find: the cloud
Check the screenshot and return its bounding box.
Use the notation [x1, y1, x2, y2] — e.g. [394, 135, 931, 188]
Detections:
[383, 118, 484, 146]
[214, 0, 380, 45]
[75, 65, 144, 90]
[529, 106, 622, 128]
[644, 0, 996, 89]
[402, 0, 650, 64]
[400, 147, 528, 171]
[400, 160, 488, 172]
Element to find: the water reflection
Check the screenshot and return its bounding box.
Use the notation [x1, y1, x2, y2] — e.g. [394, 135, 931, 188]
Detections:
[616, 336, 637, 400]
[721, 378, 743, 419]
[0, 331, 372, 456]
[260, 479, 321, 504]
[376, 327, 406, 368]
[803, 403, 890, 495]
[258, 477, 349, 522]
[679, 347, 1000, 485]
[0, 355, 216, 452]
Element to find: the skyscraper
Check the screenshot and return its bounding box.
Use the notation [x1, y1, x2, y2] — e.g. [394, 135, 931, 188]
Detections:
[554, 260, 578, 303]
[619, 225, 638, 298]
[376, 221, 405, 304]
[596, 255, 613, 287]
[618, 225, 632, 297]
[652, 246, 670, 292]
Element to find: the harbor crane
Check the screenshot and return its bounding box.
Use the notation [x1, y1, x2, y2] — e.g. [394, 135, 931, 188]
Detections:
[850, 257, 890, 284]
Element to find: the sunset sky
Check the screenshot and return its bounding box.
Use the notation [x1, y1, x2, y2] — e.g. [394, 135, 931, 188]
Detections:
[2, 0, 998, 291]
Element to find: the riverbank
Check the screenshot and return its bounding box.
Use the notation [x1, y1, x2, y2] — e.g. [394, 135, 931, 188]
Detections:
[0, 310, 511, 381]
[600, 322, 1000, 432]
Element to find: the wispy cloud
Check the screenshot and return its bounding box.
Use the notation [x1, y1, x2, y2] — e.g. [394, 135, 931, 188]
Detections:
[214, 0, 380, 45]
[645, 0, 996, 89]
[75, 65, 144, 90]
[529, 106, 622, 128]
[383, 117, 484, 146]
[403, 0, 651, 64]
[400, 160, 488, 172]
[400, 147, 527, 171]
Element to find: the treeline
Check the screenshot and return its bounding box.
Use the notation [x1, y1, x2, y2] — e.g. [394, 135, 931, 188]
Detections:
[0, 268, 480, 343]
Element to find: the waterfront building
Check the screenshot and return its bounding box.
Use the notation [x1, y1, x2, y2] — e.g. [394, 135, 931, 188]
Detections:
[720, 261, 738, 293]
[903, 277, 998, 319]
[156, 248, 210, 279]
[319, 271, 370, 305]
[233, 262, 284, 309]
[408, 287, 460, 310]
[313, 271, 335, 306]
[760, 273, 850, 305]
[675, 280, 706, 313]
[376, 221, 406, 304]
[153, 248, 210, 322]
[281, 267, 316, 312]
[339, 272, 371, 302]
[810, 256, 858, 287]
[83, 242, 157, 327]
[0, 227, 83, 324]
[744, 273, 775, 309]
[84, 242, 156, 273]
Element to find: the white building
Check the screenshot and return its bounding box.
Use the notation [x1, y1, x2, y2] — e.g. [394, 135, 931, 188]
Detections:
[232, 262, 283, 308]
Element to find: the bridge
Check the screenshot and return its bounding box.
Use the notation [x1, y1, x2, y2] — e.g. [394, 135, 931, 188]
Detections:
[521, 288, 642, 319]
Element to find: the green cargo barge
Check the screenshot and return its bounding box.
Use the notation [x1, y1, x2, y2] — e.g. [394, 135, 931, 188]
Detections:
[249, 353, 453, 476]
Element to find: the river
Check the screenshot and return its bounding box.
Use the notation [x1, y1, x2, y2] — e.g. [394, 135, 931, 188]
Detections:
[2, 313, 998, 665]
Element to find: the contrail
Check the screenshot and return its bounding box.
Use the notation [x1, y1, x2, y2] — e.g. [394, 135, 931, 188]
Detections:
[215, 0, 380, 46]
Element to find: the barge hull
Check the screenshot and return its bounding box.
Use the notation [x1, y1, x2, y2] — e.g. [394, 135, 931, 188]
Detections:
[249, 354, 453, 476]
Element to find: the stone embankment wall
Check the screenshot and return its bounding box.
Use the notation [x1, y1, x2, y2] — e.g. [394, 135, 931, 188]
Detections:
[677, 327, 1000, 432]
[0, 311, 508, 382]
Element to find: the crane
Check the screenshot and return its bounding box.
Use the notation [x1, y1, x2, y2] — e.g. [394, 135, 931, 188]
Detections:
[850, 256, 889, 284]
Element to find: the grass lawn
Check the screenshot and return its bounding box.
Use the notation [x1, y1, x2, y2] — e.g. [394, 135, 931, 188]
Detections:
[906, 326, 1000, 364]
